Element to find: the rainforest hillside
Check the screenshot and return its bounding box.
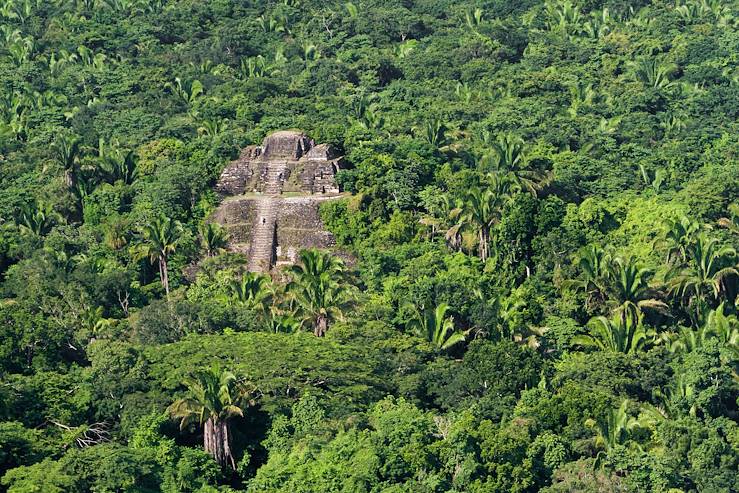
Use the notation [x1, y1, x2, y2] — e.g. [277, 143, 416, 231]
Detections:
[0, 0, 738, 491]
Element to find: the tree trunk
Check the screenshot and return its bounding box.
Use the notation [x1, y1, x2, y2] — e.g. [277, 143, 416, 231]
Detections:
[479, 228, 490, 262]
[314, 314, 328, 337]
[64, 168, 75, 189]
[204, 417, 236, 470]
[160, 256, 170, 297]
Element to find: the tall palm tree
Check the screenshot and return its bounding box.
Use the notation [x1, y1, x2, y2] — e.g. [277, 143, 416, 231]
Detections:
[448, 178, 509, 262]
[286, 249, 351, 337]
[604, 257, 666, 325]
[573, 312, 655, 354]
[52, 132, 82, 188]
[405, 302, 466, 350]
[667, 234, 738, 314]
[484, 133, 548, 196]
[99, 149, 137, 185]
[658, 215, 701, 266]
[132, 216, 183, 297]
[169, 367, 254, 470]
[199, 222, 228, 258]
[563, 244, 610, 311]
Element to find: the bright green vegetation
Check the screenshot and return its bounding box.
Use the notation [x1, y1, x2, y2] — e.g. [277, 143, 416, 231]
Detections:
[1, 0, 738, 491]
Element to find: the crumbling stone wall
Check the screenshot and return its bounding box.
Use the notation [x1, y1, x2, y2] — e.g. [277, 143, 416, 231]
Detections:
[216, 130, 342, 196]
[209, 197, 258, 254]
[210, 196, 338, 264]
[274, 197, 338, 265]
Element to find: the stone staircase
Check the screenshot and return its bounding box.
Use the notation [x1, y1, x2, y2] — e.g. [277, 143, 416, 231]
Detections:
[248, 199, 277, 271]
[263, 161, 288, 195]
[247, 163, 287, 272]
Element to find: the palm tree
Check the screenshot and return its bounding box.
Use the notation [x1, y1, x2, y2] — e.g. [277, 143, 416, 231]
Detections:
[256, 13, 289, 33]
[483, 133, 548, 196]
[286, 249, 351, 337]
[394, 39, 418, 59]
[573, 312, 655, 354]
[418, 190, 454, 241]
[76, 45, 107, 70]
[405, 302, 466, 350]
[74, 170, 97, 213]
[582, 8, 612, 38]
[477, 290, 549, 349]
[357, 103, 385, 131]
[349, 93, 374, 122]
[544, 0, 584, 36]
[658, 215, 701, 266]
[164, 77, 204, 107]
[703, 302, 739, 348]
[264, 308, 301, 333]
[568, 81, 602, 117]
[80, 306, 112, 341]
[662, 325, 712, 354]
[301, 42, 320, 63]
[585, 399, 645, 468]
[667, 234, 738, 314]
[662, 302, 739, 354]
[239, 56, 267, 79]
[228, 271, 272, 311]
[52, 132, 82, 188]
[629, 58, 677, 89]
[638, 164, 666, 192]
[648, 374, 697, 420]
[17, 201, 59, 237]
[604, 257, 667, 325]
[169, 367, 255, 470]
[199, 222, 228, 258]
[465, 7, 485, 30]
[132, 216, 183, 297]
[448, 178, 509, 262]
[198, 118, 230, 138]
[99, 149, 137, 185]
[413, 117, 450, 149]
[6, 35, 34, 66]
[345, 2, 359, 18]
[563, 244, 610, 311]
[586, 399, 637, 453]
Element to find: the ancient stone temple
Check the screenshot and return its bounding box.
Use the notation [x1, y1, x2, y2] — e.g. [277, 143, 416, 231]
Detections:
[211, 131, 343, 272]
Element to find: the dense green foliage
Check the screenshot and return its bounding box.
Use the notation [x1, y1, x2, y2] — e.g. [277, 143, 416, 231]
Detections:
[1, 0, 738, 491]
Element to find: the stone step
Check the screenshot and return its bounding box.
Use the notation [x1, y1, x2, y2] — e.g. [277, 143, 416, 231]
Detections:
[247, 197, 279, 272]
